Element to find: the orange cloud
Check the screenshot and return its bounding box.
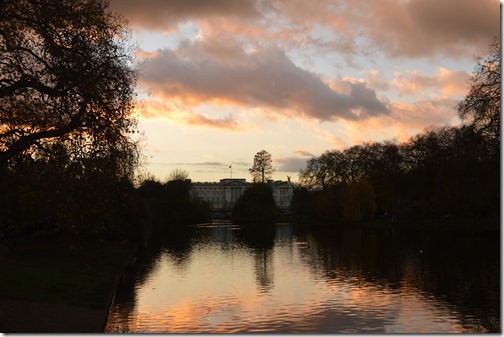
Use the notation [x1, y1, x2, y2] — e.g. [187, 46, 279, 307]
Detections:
[135, 50, 159, 60]
[136, 101, 244, 131]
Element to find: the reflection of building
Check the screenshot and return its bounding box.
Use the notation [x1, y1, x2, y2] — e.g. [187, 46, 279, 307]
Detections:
[190, 178, 293, 211]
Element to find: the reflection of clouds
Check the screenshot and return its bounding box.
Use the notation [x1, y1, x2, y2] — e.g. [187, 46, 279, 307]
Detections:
[107, 225, 489, 333]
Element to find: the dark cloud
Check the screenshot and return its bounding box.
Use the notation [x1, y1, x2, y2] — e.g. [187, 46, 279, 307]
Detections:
[167, 161, 250, 167]
[112, 0, 499, 60]
[110, 0, 262, 30]
[140, 41, 390, 122]
[364, 0, 499, 58]
[275, 156, 309, 172]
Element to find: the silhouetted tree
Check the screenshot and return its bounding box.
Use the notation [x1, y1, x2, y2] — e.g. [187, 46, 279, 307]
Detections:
[167, 168, 190, 182]
[0, 0, 140, 238]
[135, 177, 211, 234]
[231, 183, 277, 225]
[0, 0, 139, 172]
[249, 150, 275, 183]
[457, 37, 500, 146]
[299, 151, 342, 189]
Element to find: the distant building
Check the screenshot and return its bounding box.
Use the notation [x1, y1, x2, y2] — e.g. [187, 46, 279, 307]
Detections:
[190, 178, 293, 211]
[190, 179, 247, 210]
[267, 179, 293, 210]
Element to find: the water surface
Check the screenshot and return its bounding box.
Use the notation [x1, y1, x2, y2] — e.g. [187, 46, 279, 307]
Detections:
[105, 223, 500, 333]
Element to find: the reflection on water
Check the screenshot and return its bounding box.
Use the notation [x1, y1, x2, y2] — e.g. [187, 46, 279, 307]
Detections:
[105, 223, 500, 333]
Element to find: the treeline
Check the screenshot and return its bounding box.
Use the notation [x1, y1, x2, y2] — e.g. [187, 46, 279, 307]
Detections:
[294, 125, 499, 223]
[134, 178, 212, 234]
[0, 154, 135, 240]
[0, 161, 211, 242]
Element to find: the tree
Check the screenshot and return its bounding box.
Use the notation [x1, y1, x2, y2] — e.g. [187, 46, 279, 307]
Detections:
[0, 0, 139, 173]
[167, 168, 189, 182]
[340, 178, 376, 221]
[249, 150, 275, 183]
[457, 37, 500, 146]
[231, 183, 277, 225]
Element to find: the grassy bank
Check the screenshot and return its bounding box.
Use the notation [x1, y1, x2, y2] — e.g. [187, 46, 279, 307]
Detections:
[0, 234, 134, 310]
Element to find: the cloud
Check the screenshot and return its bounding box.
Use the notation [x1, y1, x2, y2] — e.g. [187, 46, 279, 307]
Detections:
[139, 41, 390, 123]
[294, 150, 314, 157]
[390, 68, 470, 97]
[390, 97, 460, 128]
[322, 95, 461, 149]
[173, 162, 227, 167]
[362, 0, 499, 58]
[109, 0, 262, 31]
[137, 100, 244, 130]
[114, 0, 499, 60]
[275, 156, 309, 172]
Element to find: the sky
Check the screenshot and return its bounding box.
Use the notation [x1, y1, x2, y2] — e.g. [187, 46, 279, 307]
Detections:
[109, 0, 500, 183]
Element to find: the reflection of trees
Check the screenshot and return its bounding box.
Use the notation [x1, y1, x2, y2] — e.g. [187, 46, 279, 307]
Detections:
[407, 233, 500, 332]
[296, 226, 500, 332]
[160, 226, 196, 268]
[237, 224, 276, 293]
[236, 224, 276, 250]
[253, 249, 274, 293]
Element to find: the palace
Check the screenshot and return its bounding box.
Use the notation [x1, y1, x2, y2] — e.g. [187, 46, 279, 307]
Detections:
[190, 178, 294, 211]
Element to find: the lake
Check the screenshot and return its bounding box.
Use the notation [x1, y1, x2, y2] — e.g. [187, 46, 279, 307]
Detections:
[105, 222, 500, 333]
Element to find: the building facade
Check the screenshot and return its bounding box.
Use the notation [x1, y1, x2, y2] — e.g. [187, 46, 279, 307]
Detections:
[190, 178, 293, 211]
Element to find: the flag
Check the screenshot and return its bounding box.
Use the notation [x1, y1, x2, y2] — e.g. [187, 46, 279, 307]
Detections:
[229, 165, 232, 168]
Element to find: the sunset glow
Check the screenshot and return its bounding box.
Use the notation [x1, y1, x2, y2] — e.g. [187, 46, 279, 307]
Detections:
[109, 0, 499, 182]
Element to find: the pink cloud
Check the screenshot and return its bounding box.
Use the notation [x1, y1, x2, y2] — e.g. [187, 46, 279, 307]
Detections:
[390, 68, 470, 97]
[139, 41, 390, 122]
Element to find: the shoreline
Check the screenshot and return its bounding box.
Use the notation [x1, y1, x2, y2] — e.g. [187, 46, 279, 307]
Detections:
[0, 235, 136, 333]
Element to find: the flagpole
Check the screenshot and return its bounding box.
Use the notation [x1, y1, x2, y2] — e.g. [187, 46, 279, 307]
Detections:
[229, 165, 232, 179]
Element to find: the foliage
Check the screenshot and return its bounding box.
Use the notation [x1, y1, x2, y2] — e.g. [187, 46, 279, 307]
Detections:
[457, 37, 500, 146]
[249, 150, 275, 183]
[0, 0, 139, 173]
[167, 168, 190, 182]
[135, 178, 211, 232]
[0, 0, 141, 239]
[340, 178, 377, 221]
[231, 183, 277, 225]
